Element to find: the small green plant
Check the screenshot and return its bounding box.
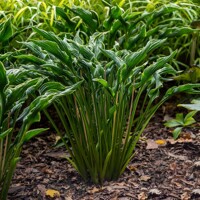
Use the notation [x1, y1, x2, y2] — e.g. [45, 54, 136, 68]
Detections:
[164, 111, 197, 139]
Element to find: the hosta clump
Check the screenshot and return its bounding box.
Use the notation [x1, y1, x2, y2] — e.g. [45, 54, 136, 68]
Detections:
[17, 28, 200, 184]
[0, 62, 82, 199]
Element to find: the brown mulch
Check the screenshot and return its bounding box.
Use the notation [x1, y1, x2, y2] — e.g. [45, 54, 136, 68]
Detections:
[8, 107, 200, 200]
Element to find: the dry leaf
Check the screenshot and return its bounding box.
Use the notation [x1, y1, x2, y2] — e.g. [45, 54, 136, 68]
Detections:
[138, 192, 147, 200]
[146, 139, 158, 149]
[169, 162, 177, 171]
[167, 152, 188, 161]
[155, 139, 166, 145]
[149, 188, 161, 195]
[87, 187, 101, 194]
[128, 165, 137, 171]
[181, 192, 190, 200]
[193, 161, 200, 169]
[192, 189, 200, 195]
[46, 189, 60, 198]
[140, 175, 151, 181]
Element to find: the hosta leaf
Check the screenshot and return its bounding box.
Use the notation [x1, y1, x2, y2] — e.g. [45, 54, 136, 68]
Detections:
[93, 78, 108, 87]
[56, 7, 76, 29]
[0, 128, 12, 140]
[0, 19, 12, 42]
[165, 84, 200, 98]
[23, 128, 49, 143]
[23, 42, 45, 59]
[111, 6, 123, 19]
[140, 51, 176, 85]
[71, 41, 94, 60]
[127, 23, 146, 48]
[33, 27, 71, 55]
[33, 40, 70, 64]
[0, 62, 8, 91]
[160, 27, 194, 38]
[6, 78, 44, 111]
[101, 49, 125, 67]
[125, 39, 166, 68]
[15, 54, 46, 65]
[69, 6, 98, 31]
[19, 81, 83, 123]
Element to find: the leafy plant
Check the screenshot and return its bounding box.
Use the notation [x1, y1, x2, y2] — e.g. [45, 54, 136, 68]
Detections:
[0, 61, 82, 199]
[164, 111, 197, 139]
[16, 27, 200, 183]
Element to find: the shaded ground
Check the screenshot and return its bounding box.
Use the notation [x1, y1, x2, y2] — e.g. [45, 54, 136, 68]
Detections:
[8, 105, 200, 200]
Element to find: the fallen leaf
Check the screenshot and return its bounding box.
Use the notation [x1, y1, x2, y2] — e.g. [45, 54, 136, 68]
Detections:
[128, 165, 137, 171]
[193, 161, 200, 169]
[181, 192, 190, 200]
[146, 139, 158, 149]
[149, 188, 161, 195]
[155, 139, 166, 145]
[169, 162, 177, 171]
[44, 152, 69, 159]
[167, 152, 188, 161]
[87, 187, 101, 194]
[192, 189, 200, 195]
[46, 189, 60, 198]
[138, 192, 147, 200]
[140, 175, 151, 181]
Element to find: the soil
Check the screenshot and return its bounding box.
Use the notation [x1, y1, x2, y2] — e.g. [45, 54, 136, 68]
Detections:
[8, 103, 200, 200]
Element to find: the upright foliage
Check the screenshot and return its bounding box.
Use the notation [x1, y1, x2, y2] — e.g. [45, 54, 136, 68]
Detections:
[16, 28, 200, 183]
[0, 62, 82, 199]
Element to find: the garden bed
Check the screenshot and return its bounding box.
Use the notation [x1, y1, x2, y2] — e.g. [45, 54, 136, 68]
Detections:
[8, 109, 200, 200]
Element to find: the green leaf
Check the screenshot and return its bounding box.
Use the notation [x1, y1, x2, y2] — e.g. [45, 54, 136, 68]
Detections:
[15, 54, 46, 65]
[0, 128, 12, 140]
[184, 117, 196, 126]
[140, 51, 176, 85]
[179, 102, 200, 111]
[23, 128, 49, 143]
[55, 7, 76, 29]
[33, 40, 70, 64]
[176, 113, 184, 122]
[111, 6, 123, 19]
[172, 127, 182, 140]
[164, 120, 183, 128]
[184, 111, 197, 121]
[69, 6, 98, 31]
[0, 62, 8, 92]
[0, 19, 13, 42]
[19, 81, 83, 124]
[93, 78, 108, 87]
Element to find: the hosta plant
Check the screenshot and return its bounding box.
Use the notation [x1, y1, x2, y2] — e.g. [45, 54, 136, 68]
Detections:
[0, 62, 82, 199]
[17, 28, 200, 183]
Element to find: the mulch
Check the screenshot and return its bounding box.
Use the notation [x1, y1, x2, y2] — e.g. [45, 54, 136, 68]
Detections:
[8, 105, 200, 200]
